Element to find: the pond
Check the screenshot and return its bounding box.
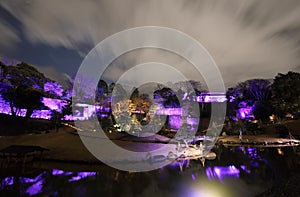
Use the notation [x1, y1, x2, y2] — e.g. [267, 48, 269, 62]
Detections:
[1, 145, 299, 197]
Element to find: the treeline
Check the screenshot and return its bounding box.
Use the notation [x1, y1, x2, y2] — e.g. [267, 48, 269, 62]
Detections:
[227, 71, 300, 121]
[1, 60, 299, 123]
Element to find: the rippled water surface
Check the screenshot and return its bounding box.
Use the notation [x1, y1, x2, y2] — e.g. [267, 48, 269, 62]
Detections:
[1, 146, 299, 197]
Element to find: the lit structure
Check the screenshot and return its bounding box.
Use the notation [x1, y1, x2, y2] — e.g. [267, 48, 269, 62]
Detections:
[0, 92, 230, 121]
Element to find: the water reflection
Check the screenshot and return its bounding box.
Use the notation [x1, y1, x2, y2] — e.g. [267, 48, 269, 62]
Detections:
[1, 146, 299, 197]
[206, 165, 240, 180]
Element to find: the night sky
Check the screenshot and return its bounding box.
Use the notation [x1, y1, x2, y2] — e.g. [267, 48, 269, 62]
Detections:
[0, 0, 300, 88]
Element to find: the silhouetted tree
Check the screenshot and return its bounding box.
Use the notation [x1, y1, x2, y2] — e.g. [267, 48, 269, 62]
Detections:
[271, 71, 300, 117]
[50, 97, 72, 132]
[96, 80, 108, 101]
[229, 79, 271, 102]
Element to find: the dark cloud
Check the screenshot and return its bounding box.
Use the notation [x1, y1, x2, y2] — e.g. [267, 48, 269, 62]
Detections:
[0, 19, 19, 52]
[0, 0, 300, 87]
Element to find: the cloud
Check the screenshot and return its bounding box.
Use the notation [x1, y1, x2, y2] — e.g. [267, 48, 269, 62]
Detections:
[0, 19, 19, 53]
[36, 66, 72, 89]
[1, 0, 300, 87]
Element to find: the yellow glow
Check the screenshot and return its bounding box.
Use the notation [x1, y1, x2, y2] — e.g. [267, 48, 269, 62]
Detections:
[277, 148, 284, 155]
[189, 180, 235, 197]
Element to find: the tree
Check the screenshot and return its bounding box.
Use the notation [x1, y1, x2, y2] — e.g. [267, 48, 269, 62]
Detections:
[44, 81, 64, 98]
[15, 85, 45, 118]
[72, 74, 96, 104]
[96, 80, 108, 102]
[108, 83, 115, 94]
[175, 80, 205, 96]
[271, 71, 300, 117]
[154, 87, 180, 108]
[111, 83, 127, 102]
[0, 62, 48, 118]
[50, 97, 72, 132]
[230, 79, 271, 102]
[130, 87, 139, 99]
[227, 79, 272, 120]
[252, 101, 273, 121]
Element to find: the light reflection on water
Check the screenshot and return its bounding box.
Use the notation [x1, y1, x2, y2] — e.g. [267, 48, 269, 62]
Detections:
[0, 146, 299, 197]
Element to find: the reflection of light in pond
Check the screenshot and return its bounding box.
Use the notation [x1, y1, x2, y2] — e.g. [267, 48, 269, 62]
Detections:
[26, 180, 43, 196]
[2, 177, 14, 186]
[240, 165, 251, 173]
[52, 169, 65, 175]
[1, 169, 97, 196]
[206, 165, 240, 181]
[20, 173, 44, 183]
[191, 173, 196, 180]
[68, 172, 97, 182]
[52, 169, 97, 182]
[52, 169, 72, 176]
[237, 147, 259, 159]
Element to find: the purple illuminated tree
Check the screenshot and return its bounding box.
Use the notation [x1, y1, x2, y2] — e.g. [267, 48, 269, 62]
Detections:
[0, 62, 48, 118]
[232, 79, 271, 102]
[43, 81, 73, 131]
[50, 96, 72, 132]
[227, 79, 272, 120]
[72, 74, 98, 104]
[44, 81, 64, 98]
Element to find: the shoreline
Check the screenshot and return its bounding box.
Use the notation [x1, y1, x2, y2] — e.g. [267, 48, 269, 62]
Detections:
[1, 128, 299, 164]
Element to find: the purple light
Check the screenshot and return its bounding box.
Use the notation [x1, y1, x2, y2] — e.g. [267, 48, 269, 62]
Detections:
[52, 169, 65, 176]
[168, 115, 199, 130]
[240, 165, 251, 173]
[98, 106, 110, 113]
[2, 177, 14, 186]
[204, 96, 211, 103]
[98, 114, 108, 118]
[240, 111, 245, 119]
[237, 107, 254, 119]
[191, 174, 196, 180]
[206, 165, 240, 181]
[156, 108, 182, 115]
[168, 115, 181, 130]
[240, 165, 247, 171]
[196, 94, 227, 103]
[26, 180, 43, 196]
[44, 82, 63, 97]
[42, 97, 66, 112]
[19, 172, 45, 184]
[0, 170, 97, 195]
[68, 172, 97, 182]
[214, 168, 221, 178]
[183, 93, 188, 100]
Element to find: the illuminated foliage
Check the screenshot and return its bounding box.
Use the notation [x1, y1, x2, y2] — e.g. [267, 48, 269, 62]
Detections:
[227, 79, 272, 120]
[0, 62, 48, 117]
